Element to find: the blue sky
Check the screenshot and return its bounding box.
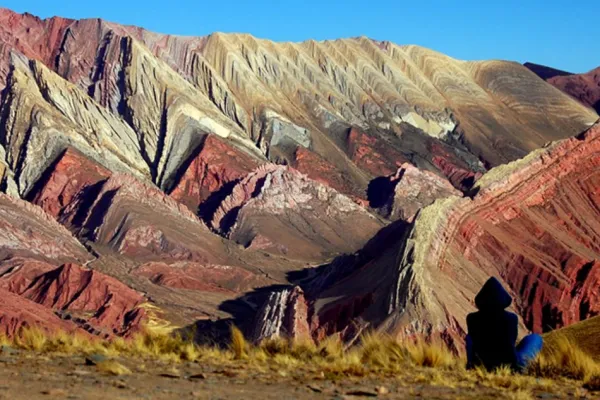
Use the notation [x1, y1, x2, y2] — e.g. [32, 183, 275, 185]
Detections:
[2, 0, 598, 73]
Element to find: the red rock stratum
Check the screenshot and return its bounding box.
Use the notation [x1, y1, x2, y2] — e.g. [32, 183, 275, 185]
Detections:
[526, 62, 600, 114]
[252, 124, 600, 347]
[0, 7, 598, 344]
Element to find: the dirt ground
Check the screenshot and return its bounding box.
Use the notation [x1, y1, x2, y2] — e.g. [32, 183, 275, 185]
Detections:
[0, 350, 596, 400]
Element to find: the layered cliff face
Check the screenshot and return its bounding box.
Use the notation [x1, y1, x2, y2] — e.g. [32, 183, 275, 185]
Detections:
[0, 193, 145, 336]
[0, 261, 145, 336]
[0, 192, 89, 263]
[526, 62, 600, 114]
[0, 7, 597, 200]
[211, 165, 385, 260]
[0, 7, 598, 342]
[379, 163, 463, 222]
[252, 124, 600, 346]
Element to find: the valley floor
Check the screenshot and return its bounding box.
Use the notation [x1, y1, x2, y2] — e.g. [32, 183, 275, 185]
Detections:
[0, 350, 595, 400]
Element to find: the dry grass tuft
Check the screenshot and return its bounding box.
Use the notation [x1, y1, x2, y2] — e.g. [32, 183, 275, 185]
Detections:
[359, 333, 407, 370]
[230, 325, 247, 360]
[96, 360, 132, 376]
[14, 326, 48, 351]
[0, 333, 10, 347]
[406, 338, 457, 368]
[0, 323, 596, 397]
[529, 335, 600, 381]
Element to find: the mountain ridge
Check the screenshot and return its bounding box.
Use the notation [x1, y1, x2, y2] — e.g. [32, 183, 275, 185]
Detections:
[0, 6, 598, 345]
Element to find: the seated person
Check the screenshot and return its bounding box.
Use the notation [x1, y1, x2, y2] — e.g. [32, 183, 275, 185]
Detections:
[466, 277, 543, 372]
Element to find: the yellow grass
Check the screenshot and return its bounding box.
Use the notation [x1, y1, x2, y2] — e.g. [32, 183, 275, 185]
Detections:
[543, 316, 600, 361]
[1, 324, 598, 395]
[529, 335, 600, 381]
[506, 390, 534, 400]
[406, 337, 456, 368]
[230, 326, 247, 360]
[96, 360, 132, 376]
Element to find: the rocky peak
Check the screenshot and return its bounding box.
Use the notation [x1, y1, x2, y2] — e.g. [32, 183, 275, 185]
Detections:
[381, 163, 463, 222]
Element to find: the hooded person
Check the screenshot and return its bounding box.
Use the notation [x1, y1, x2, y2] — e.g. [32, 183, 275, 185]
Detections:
[466, 277, 543, 372]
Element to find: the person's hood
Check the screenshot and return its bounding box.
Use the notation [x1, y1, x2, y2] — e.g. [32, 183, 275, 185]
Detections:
[475, 277, 512, 311]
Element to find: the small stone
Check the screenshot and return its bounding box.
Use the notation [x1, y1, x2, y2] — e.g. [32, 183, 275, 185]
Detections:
[67, 370, 92, 377]
[159, 372, 181, 379]
[0, 345, 16, 355]
[346, 388, 378, 397]
[113, 380, 128, 389]
[85, 354, 108, 366]
[41, 388, 68, 396]
[307, 385, 323, 393]
[377, 386, 389, 395]
[217, 370, 237, 378]
[188, 373, 207, 380]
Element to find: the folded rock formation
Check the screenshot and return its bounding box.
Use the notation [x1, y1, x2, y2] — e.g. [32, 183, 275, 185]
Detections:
[0, 7, 598, 343]
[212, 164, 385, 260]
[0, 193, 145, 336]
[526, 62, 600, 114]
[1, 261, 145, 336]
[1, 7, 597, 198]
[252, 124, 600, 347]
[379, 163, 463, 222]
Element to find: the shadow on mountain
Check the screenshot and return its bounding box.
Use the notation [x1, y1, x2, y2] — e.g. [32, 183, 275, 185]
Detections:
[176, 219, 410, 346]
[367, 176, 397, 208]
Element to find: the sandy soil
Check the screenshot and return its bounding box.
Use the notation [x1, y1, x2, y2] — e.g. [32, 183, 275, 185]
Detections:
[0, 349, 595, 399]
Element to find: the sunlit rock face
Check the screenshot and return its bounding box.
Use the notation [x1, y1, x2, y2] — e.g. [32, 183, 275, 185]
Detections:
[525, 62, 600, 114]
[378, 163, 463, 222]
[0, 6, 598, 342]
[0, 261, 146, 337]
[211, 164, 385, 261]
[0, 193, 144, 336]
[250, 124, 600, 348]
[0, 7, 596, 199]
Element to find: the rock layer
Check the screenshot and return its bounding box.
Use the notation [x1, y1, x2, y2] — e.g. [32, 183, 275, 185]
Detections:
[0, 7, 598, 342]
[212, 165, 385, 260]
[0, 262, 145, 336]
[381, 163, 463, 222]
[251, 124, 600, 346]
[526, 62, 600, 114]
[0, 7, 597, 202]
[0, 193, 146, 336]
[0, 287, 79, 336]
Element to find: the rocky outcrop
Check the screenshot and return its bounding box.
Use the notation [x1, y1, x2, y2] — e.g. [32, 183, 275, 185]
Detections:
[0, 262, 145, 336]
[28, 148, 111, 219]
[381, 163, 462, 222]
[250, 286, 311, 344]
[0, 192, 90, 263]
[526, 62, 600, 114]
[56, 172, 234, 263]
[387, 124, 600, 336]
[0, 54, 150, 196]
[0, 287, 79, 336]
[0, 192, 146, 337]
[251, 123, 600, 345]
[168, 135, 260, 213]
[290, 147, 366, 201]
[346, 127, 407, 177]
[211, 165, 385, 261]
[0, 258, 56, 293]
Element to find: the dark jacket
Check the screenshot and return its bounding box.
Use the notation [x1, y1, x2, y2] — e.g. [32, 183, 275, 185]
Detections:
[466, 277, 518, 370]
